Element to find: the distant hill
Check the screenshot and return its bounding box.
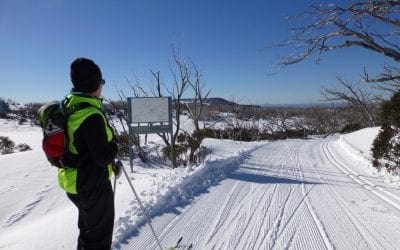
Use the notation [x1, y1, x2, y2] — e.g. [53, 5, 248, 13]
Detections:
[261, 102, 346, 108]
[262, 103, 322, 108]
[176, 98, 344, 109]
[180, 98, 237, 106]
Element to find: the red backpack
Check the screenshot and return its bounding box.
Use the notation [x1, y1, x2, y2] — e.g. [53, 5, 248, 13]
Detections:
[38, 101, 68, 168]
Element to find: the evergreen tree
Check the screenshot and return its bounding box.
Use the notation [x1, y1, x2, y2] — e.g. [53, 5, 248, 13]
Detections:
[0, 98, 10, 118]
[372, 92, 400, 172]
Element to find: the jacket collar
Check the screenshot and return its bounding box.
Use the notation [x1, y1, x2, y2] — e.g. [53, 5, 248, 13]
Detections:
[63, 92, 103, 114]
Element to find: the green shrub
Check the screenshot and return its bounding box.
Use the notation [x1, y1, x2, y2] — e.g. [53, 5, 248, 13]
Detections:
[371, 92, 400, 172]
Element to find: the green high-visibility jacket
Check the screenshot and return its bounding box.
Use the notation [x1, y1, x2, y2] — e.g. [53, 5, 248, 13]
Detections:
[58, 93, 114, 194]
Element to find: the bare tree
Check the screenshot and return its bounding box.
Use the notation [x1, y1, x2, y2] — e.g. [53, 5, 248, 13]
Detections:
[146, 70, 167, 144]
[275, 0, 400, 88]
[321, 77, 378, 126]
[164, 45, 192, 167]
[184, 62, 212, 132]
[113, 45, 208, 167]
[302, 105, 341, 136]
[130, 45, 194, 167]
[104, 74, 151, 161]
[126, 73, 149, 98]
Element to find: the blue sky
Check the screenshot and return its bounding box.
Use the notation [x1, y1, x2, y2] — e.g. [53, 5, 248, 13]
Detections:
[0, 0, 390, 105]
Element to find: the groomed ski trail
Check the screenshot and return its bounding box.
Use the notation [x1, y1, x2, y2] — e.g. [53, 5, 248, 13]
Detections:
[120, 139, 400, 250]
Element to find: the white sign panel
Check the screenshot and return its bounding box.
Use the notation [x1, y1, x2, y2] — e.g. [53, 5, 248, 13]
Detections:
[129, 97, 171, 123]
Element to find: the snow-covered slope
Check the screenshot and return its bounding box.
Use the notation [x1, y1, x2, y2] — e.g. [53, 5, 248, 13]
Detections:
[1, 121, 400, 249]
[338, 127, 379, 162]
[0, 119, 265, 249]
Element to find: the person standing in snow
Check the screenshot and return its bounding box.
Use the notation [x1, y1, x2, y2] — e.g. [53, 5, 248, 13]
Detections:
[59, 57, 120, 249]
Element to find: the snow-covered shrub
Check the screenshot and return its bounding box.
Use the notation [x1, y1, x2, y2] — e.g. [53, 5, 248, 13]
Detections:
[340, 123, 362, 134]
[114, 131, 130, 156]
[161, 129, 210, 166]
[18, 117, 28, 125]
[0, 137, 32, 154]
[114, 131, 147, 162]
[16, 143, 32, 152]
[161, 144, 187, 166]
[0, 136, 15, 154]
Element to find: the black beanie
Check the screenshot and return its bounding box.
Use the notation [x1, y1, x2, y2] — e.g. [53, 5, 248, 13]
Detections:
[70, 58, 103, 93]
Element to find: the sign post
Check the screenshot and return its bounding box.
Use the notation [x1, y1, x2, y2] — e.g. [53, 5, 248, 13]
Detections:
[127, 97, 173, 172]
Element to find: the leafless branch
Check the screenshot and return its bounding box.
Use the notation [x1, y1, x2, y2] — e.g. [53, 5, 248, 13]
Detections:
[321, 76, 378, 126]
[274, 0, 400, 84]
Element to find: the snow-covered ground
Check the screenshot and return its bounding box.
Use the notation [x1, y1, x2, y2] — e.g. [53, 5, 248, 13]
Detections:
[1, 119, 400, 249]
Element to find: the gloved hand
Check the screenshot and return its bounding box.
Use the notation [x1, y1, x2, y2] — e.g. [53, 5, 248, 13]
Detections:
[112, 160, 122, 179]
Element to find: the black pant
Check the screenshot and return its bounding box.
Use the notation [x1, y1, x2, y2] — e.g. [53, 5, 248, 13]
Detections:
[67, 181, 114, 250]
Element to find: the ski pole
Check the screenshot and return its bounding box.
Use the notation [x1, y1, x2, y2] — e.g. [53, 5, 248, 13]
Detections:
[117, 159, 163, 250]
[113, 175, 117, 201]
[105, 111, 163, 249]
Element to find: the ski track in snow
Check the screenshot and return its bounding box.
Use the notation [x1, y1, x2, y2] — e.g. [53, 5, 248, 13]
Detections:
[320, 142, 400, 248]
[3, 123, 400, 250]
[113, 145, 264, 249]
[119, 139, 400, 250]
[3, 186, 55, 227]
[324, 142, 400, 212]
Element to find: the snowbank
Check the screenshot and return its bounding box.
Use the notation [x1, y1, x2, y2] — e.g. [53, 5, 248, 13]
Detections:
[337, 127, 379, 165]
[339, 127, 380, 160]
[112, 139, 266, 248]
[336, 127, 400, 181]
